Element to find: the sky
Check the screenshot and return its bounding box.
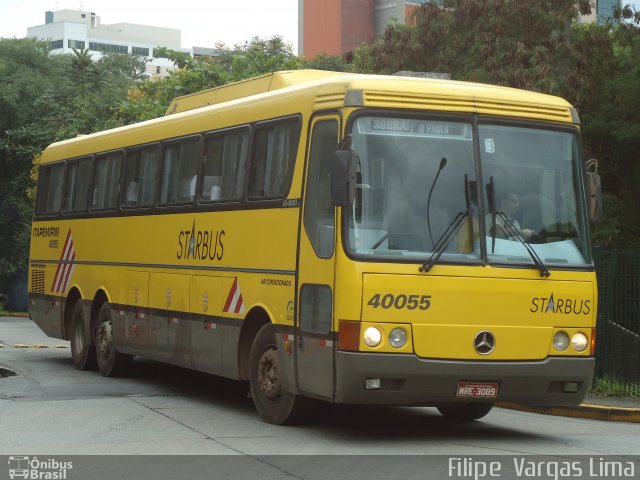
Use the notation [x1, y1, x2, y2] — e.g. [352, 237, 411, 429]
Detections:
[0, 0, 299, 51]
[0, 0, 638, 56]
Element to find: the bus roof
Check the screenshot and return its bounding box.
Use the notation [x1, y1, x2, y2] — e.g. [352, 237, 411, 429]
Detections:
[165, 70, 342, 115]
[37, 70, 577, 165]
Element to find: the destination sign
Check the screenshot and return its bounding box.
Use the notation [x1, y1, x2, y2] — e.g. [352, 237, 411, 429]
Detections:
[357, 118, 472, 139]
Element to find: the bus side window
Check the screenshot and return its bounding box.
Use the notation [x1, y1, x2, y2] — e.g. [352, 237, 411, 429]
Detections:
[92, 152, 122, 210]
[160, 137, 202, 205]
[36, 163, 65, 216]
[123, 145, 159, 208]
[63, 156, 93, 213]
[203, 128, 248, 202]
[248, 118, 300, 200]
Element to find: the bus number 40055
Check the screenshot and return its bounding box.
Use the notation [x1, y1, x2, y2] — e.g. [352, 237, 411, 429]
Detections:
[367, 293, 431, 310]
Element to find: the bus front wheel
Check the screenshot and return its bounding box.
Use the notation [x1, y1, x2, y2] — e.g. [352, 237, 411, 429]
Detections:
[95, 301, 132, 377]
[249, 323, 306, 425]
[70, 300, 97, 371]
[436, 402, 494, 421]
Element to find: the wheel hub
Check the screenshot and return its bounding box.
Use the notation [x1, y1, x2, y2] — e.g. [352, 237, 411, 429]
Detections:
[257, 348, 281, 400]
[96, 320, 112, 358]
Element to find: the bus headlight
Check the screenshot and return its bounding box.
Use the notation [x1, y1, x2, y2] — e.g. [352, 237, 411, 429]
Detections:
[571, 332, 589, 352]
[553, 331, 570, 351]
[388, 328, 407, 348]
[363, 327, 382, 347]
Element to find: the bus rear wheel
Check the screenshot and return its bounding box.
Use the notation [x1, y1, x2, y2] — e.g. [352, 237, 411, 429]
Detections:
[437, 402, 494, 421]
[70, 300, 97, 370]
[249, 324, 306, 425]
[95, 301, 132, 377]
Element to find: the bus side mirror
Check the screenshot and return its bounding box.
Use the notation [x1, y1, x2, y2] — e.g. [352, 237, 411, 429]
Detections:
[585, 159, 602, 223]
[331, 150, 356, 206]
[586, 171, 602, 223]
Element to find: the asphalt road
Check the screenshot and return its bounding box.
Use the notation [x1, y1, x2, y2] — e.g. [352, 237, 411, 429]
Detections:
[1, 316, 639, 480]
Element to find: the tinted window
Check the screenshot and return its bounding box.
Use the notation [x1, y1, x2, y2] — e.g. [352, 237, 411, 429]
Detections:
[36, 163, 65, 215]
[64, 157, 93, 213]
[202, 129, 248, 202]
[92, 151, 122, 210]
[248, 119, 300, 199]
[300, 284, 332, 334]
[123, 145, 159, 208]
[160, 137, 202, 205]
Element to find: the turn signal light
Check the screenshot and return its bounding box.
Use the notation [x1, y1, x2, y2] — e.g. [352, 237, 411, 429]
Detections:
[339, 320, 361, 351]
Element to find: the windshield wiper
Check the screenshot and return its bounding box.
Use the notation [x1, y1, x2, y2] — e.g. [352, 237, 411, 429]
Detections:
[420, 174, 474, 273]
[419, 209, 472, 272]
[495, 212, 550, 278]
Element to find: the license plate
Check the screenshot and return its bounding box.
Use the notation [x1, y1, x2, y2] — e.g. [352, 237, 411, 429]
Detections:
[456, 382, 499, 398]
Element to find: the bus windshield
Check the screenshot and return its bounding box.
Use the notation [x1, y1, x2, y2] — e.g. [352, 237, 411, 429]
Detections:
[345, 115, 591, 268]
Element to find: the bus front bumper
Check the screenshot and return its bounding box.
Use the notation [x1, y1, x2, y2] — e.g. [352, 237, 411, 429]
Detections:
[334, 351, 594, 407]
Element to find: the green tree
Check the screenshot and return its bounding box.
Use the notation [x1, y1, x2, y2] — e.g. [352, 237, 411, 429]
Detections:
[303, 54, 351, 72]
[70, 47, 98, 100]
[0, 39, 148, 308]
[354, 0, 592, 95]
[0, 39, 66, 308]
[122, 36, 300, 123]
[581, 24, 640, 244]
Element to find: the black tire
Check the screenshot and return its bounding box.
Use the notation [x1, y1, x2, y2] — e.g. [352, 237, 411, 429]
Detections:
[436, 402, 494, 421]
[95, 301, 132, 377]
[70, 300, 97, 370]
[249, 323, 307, 425]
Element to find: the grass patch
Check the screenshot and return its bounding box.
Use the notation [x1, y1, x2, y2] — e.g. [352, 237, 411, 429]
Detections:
[591, 377, 640, 397]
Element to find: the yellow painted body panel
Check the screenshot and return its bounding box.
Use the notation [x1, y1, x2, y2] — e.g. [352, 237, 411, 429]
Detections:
[29, 208, 299, 324]
[360, 273, 595, 360]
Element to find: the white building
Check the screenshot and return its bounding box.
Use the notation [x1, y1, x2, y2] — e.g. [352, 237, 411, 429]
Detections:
[27, 9, 192, 76]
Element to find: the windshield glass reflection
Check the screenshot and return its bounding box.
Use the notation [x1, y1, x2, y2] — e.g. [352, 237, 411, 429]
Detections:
[344, 116, 591, 268]
[480, 124, 591, 266]
[346, 116, 480, 262]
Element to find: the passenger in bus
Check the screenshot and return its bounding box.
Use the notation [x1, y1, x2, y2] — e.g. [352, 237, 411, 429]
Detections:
[490, 191, 534, 240]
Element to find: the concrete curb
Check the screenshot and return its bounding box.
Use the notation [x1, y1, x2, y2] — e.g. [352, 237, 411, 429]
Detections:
[497, 402, 640, 423]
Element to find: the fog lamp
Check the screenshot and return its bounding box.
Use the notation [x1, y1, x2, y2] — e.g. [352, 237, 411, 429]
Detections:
[553, 331, 570, 351]
[388, 328, 407, 348]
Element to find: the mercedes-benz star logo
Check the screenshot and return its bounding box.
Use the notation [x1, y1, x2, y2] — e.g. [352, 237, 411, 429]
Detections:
[474, 331, 495, 355]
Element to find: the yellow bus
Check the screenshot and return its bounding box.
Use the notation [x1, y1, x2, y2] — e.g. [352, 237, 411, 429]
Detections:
[29, 70, 598, 424]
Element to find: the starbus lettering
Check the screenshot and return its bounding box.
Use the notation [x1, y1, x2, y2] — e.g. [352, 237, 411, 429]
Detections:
[530, 293, 591, 315]
[32, 226, 60, 238]
[176, 220, 225, 261]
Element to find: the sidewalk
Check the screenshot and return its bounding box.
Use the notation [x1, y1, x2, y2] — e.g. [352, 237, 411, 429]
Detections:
[498, 394, 640, 423]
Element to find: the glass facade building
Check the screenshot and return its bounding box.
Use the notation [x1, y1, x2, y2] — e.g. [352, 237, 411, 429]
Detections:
[597, 0, 621, 23]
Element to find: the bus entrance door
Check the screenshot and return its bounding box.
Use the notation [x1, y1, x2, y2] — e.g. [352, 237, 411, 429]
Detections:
[295, 117, 339, 400]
